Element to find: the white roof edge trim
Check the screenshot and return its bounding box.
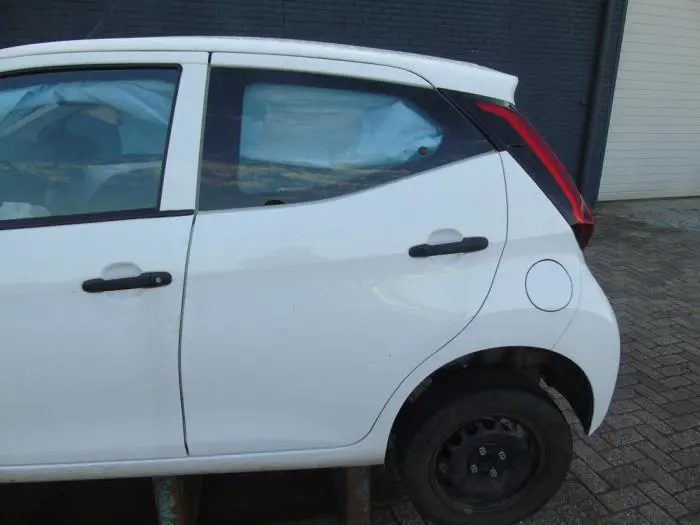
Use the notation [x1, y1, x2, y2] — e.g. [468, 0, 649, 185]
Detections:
[0, 37, 519, 103]
[210, 53, 432, 88]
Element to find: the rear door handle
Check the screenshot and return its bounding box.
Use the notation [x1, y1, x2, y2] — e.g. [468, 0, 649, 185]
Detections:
[82, 271, 172, 293]
[409, 237, 489, 258]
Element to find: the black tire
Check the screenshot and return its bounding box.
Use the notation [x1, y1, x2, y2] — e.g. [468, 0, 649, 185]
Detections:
[397, 386, 572, 525]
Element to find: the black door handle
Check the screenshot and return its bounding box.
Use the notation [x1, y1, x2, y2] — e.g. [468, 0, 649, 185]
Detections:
[409, 237, 489, 258]
[82, 271, 172, 293]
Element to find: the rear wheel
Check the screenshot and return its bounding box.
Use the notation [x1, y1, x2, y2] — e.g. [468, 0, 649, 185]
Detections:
[396, 386, 572, 525]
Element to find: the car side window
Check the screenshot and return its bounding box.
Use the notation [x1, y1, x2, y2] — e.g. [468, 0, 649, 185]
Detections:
[199, 67, 492, 210]
[0, 67, 179, 225]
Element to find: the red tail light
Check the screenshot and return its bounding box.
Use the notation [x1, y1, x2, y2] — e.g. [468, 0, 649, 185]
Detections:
[477, 101, 595, 249]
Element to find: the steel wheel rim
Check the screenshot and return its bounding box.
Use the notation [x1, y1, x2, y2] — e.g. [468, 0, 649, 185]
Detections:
[428, 415, 542, 513]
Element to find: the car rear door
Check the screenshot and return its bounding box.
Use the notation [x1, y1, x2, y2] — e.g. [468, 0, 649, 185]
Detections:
[181, 53, 508, 455]
[0, 51, 207, 465]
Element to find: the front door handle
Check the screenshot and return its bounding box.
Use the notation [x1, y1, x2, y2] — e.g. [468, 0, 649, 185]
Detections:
[409, 237, 489, 258]
[82, 271, 172, 293]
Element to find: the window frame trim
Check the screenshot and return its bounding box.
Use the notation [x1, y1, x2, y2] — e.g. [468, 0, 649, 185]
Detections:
[198, 64, 493, 212]
[0, 208, 194, 231]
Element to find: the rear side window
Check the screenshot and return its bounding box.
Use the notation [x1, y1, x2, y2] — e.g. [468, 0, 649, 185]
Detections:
[199, 67, 492, 210]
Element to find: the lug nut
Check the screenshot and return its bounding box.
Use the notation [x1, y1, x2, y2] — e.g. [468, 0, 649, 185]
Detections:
[490, 468, 498, 478]
[479, 447, 486, 456]
[470, 464, 478, 474]
[498, 451, 507, 461]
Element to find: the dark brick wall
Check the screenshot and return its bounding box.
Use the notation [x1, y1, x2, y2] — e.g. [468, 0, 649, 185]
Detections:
[0, 0, 624, 194]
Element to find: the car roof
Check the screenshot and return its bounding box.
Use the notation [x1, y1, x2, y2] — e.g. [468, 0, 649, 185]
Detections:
[0, 36, 518, 103]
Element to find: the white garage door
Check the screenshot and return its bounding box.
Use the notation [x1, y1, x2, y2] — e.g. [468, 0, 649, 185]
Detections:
[600, 0, 700, 201]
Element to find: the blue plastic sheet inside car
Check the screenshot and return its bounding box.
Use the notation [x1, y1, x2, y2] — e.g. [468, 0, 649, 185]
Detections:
[0, 80, 175, 161]
[239, 83, 443, 175]
[0, 80, 174, 132]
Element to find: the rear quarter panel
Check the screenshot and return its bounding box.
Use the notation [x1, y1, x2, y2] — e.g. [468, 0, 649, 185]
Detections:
[363, 152, 603, 451]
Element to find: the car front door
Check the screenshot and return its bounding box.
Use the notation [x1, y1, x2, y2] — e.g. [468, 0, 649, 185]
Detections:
[0, 51, 207, 465]
[181, 53, 508, 455]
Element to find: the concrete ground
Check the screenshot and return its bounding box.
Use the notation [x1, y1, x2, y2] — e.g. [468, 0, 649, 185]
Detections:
[1, 198, 700, 524]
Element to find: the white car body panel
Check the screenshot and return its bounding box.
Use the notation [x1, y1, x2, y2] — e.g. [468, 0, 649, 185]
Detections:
[0, 52, 207, 466]
[211, 52, 432, 88]
[554, 264, 620, 432]
[366, 153, 619, 443]
[0, 38, 619, 483]
[158, 61, 209, 211]
[0, 152, 619, 483]
[0, 217, 191, 465]
[0, 37, 519, 103]
[181, 151, 508, 456]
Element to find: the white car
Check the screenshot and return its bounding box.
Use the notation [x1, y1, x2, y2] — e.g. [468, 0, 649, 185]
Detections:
[0, 37, 619, 525]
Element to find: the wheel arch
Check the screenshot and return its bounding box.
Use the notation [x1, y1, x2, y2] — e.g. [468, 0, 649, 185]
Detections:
[388, 346, 595, 443]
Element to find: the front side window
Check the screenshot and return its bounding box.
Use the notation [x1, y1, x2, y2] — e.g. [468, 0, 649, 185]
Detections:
[0, 67, 179, 224]
[199, 68, 491, 210]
